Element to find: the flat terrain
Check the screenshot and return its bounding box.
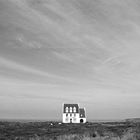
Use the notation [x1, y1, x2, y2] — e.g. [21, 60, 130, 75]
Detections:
[0, 121, 140, 140]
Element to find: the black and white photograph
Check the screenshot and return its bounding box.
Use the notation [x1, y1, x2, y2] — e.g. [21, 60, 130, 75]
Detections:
[0, 0, 140, 139]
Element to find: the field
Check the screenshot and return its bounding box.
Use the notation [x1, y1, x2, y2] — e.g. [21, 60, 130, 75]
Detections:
[0, 121, 140, 140]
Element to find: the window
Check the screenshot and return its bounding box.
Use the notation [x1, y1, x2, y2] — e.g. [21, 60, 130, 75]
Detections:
[70, 113, 72, 117]
[74, 113, 76, 117]
[66, 113, 68, 117]
[66, 107, 68, 113]
[70, 107, 72, 113]
[74, 118, 76, 121]
[73, 107, 76, 113]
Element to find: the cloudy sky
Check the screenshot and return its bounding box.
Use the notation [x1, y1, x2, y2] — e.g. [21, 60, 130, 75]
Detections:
[0, 0, 140, 120]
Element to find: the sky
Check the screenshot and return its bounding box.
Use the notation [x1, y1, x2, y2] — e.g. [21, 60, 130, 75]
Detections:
[0, 0, 140, 120]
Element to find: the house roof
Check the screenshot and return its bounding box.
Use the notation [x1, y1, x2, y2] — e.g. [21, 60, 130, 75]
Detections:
[63, 104, 79, 113]
[79, 108, 86, 118]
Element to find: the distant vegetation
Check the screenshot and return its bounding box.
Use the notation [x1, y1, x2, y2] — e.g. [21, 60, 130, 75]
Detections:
[0, 121, 140, 140]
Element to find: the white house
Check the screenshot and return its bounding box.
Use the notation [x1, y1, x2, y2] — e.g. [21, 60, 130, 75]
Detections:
[62, 103, 86, 123]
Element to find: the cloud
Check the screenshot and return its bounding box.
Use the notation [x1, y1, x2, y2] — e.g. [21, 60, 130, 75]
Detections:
[0, 56, 76, 82]
[1, 0, 140, 119]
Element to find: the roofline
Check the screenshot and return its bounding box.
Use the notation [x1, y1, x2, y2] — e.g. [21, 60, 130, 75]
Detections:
[62, 103, 80, 113]
[63, 103, 80, 105]
[79, 107, 86, 114]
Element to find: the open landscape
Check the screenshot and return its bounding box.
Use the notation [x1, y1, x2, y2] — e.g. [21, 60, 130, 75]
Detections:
[0, 120, 140, 140]
[1, 0, 140, 140]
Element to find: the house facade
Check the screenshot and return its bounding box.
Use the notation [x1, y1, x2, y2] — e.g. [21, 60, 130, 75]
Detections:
[62, 103, 86, 123]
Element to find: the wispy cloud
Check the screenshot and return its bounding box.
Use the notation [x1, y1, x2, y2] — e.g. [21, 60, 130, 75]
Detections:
[0, 56, 77, 82]
[1, 0, 140, 119]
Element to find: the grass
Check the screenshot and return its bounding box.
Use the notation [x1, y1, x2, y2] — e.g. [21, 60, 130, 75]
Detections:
[0, 121, 140, 140]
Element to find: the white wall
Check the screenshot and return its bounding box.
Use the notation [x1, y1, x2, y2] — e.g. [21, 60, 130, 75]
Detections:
[62, 113, 80, 123]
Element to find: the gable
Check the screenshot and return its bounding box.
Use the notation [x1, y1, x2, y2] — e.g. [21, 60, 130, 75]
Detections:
[79, 108, 86, 118]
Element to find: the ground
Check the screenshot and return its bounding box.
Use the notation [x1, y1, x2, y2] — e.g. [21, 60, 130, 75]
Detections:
[0, 121, 140, 140]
